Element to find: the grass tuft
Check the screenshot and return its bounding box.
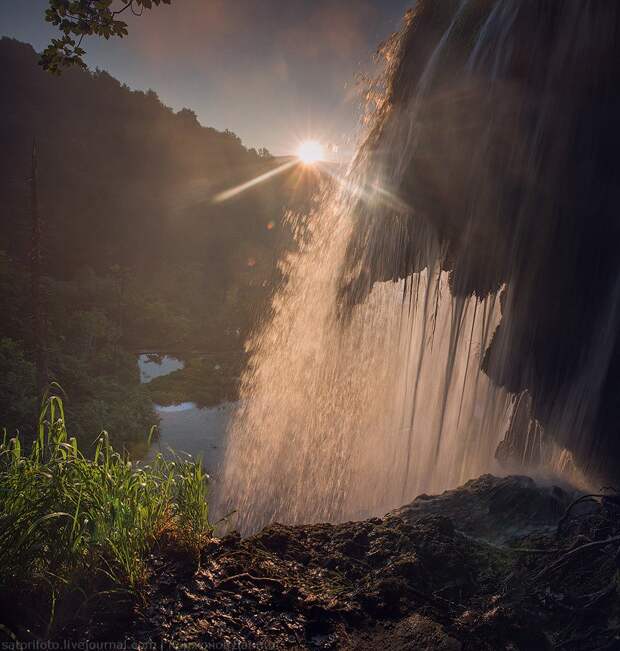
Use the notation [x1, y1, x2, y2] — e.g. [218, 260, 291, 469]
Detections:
[0, 395, 212, 631]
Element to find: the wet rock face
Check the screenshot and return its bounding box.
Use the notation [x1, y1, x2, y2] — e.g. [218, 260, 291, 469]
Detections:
[395, 474, 576, 543]
[341, 0, 620, 480]
[64, 475, 619, 649]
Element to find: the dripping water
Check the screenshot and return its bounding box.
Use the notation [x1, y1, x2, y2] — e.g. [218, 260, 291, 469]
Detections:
[217, 201, 509, 533]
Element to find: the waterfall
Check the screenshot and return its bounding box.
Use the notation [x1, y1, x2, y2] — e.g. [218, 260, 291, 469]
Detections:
[218, 200, 509, 533]
[218, 0, 620, 532]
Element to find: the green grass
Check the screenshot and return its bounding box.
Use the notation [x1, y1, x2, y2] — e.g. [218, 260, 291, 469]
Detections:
[0, 395, 212, 630]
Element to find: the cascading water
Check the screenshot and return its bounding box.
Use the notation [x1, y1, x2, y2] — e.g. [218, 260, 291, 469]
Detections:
[218, 197, 509, 533]
[218, 0, 620, 533]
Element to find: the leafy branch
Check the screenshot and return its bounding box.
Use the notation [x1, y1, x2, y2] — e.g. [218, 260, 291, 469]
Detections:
[40, 0, 172, 74]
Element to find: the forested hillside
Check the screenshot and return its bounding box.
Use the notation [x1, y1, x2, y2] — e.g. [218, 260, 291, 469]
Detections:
[0, 38, 310, 444]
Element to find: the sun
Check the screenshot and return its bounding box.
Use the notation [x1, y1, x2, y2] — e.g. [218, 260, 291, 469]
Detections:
[297, 140, 324, 165]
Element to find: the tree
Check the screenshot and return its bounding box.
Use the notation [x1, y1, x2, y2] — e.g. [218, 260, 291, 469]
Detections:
[40, 0, 172, 74]
[29, 140, 49, 399]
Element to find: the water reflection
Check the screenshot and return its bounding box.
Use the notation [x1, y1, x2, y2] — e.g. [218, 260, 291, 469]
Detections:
[139, 354, 184, 383]
[137, 354, 236, 478]
[149, 402, 237, 477]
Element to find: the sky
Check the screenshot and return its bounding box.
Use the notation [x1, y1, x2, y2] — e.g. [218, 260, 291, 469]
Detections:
[0, 0, 410, 156]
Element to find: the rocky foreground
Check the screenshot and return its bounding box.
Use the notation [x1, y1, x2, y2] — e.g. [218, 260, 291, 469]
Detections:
[73, 475, 619, 649]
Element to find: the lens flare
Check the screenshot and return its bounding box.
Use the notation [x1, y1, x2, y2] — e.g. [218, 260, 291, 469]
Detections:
[297, 140, 324, 165]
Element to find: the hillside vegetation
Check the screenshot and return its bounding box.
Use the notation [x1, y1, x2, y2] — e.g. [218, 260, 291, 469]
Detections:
[0, 38, 313, 444]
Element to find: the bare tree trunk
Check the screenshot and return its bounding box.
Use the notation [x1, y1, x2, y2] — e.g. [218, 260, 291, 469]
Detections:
[30, 139, 49, 399]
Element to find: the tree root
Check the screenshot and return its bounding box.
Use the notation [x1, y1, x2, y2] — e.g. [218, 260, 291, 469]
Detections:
[534, 536, 620, 581]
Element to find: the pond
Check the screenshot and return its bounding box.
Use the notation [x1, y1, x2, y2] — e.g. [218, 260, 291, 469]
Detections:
[138, 354, 237, 478]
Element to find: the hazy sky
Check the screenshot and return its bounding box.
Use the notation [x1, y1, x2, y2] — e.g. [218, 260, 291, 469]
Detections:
[1, 0, 410, 156]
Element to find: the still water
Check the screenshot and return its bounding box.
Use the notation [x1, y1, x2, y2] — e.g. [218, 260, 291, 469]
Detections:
[138, 354, 236, 478]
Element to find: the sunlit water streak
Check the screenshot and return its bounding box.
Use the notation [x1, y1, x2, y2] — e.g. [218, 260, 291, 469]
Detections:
[216, 184, 510, 533]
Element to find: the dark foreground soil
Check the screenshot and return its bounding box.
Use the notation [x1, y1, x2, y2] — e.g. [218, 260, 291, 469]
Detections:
[12, 475, 620, 649]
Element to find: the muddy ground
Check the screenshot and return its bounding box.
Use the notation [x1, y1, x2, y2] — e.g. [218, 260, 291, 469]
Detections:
[22, 476, 620, 648]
